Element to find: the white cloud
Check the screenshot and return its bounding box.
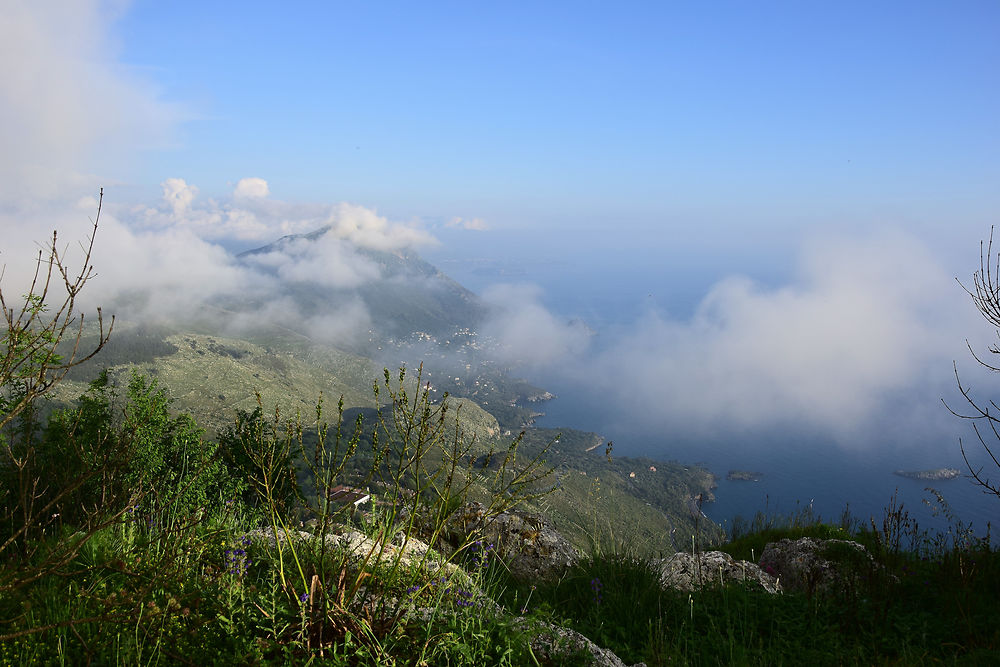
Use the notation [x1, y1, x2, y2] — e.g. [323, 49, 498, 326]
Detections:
[302, 301, 373, 347]
[570, 231, 978, 445]
[480, 283, 593, 369]
[477, 231, 982, 449]
[162, 178, 198, 216]
[0, 0, 185, 300]
[446, 216, 490, 231]
[80, 212, 260, 319]
[129, 180, 439, 251]
[244, 234, 382, 289]
[325, 203, 437, 251]
[0, 0, 182, 204]
[233, 177, 270, 200]
[69, 177, 439, 344]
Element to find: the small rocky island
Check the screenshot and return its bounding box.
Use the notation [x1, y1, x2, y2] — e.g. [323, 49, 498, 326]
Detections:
[893, 468, 961, 481]
[727, 470, 764, 482]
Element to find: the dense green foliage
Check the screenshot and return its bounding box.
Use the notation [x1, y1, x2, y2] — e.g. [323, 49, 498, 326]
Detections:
[7, 370, 245, 529]
[1, 358, 562, 664]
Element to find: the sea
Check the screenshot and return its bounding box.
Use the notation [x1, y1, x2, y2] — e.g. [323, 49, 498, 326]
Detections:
[427, 232, 998, 543]
[530, 373, 997, 542]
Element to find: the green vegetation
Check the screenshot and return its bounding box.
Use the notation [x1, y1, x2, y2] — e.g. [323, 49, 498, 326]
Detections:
[46, 324, 720, 553]
[3, 355, 559, 664]
[510, 428, 723, 553]
[506, 502, 999, 666]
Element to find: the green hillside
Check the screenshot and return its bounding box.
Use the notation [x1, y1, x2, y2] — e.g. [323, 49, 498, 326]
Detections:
[46, 231, 723, 555]
[53, 319, 720, 556]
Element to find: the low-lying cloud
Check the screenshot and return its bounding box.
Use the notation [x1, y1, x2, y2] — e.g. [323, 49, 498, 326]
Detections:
[78, 180, 437, 344]
[485, 231, 984, 449]
[480, 283, 593, 369]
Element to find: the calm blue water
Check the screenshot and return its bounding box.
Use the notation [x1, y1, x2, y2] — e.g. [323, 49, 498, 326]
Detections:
[532, 375, 997, 540]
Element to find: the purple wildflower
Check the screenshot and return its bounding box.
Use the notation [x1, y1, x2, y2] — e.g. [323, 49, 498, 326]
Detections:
[225, 546, 251, 577]
[590, 577, 603, 605]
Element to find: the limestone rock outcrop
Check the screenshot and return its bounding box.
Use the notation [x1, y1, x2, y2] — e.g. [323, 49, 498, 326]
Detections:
[526, 619, 647, 667]
[248, 525, 461, 579]
[655, 551, 782, 594]
[446, 501, 580, 582]
[758, 537, 876, 596]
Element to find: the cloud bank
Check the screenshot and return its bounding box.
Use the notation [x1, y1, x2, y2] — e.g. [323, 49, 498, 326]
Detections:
[76, 180, 437, 347]
[483, 231, 983, 449]
[480, 284, 593, 368]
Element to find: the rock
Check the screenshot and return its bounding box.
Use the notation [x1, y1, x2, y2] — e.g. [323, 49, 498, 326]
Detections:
[655, 551, 781, 594]
[248, 526, 462, 580]
[446, 501, 580, 582]
[526, 620, 646, 667]
[247, 526, 313, 548]
[758, 537, 877, 596]
[400, 605, 642, 667]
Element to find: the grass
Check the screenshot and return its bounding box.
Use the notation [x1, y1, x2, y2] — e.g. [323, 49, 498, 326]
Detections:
[3, 370, 999, 665]
[3, 477, 1000, 664]
[503, 498, 999, 666]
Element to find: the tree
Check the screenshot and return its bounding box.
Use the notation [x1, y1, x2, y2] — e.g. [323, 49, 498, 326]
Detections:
[950, 228, 1000, 500]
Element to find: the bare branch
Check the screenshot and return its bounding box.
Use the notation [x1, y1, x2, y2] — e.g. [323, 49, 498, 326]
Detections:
[0, 189, 114, 431]
[952, 226, 1000, 500]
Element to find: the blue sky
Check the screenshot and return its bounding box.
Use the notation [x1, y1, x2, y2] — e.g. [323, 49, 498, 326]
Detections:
[2, 1, 1000, 453]
[111, 1, 998, 239]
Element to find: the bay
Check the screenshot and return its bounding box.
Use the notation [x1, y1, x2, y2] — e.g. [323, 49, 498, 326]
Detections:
[531, 365, 997, 542]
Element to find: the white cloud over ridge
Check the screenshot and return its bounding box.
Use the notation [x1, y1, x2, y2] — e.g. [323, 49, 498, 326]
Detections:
[132, 179, 438, 249]
[70, 180, 442, 344]
[483, 231, 981, 449]
[245, 234, 382, 289]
